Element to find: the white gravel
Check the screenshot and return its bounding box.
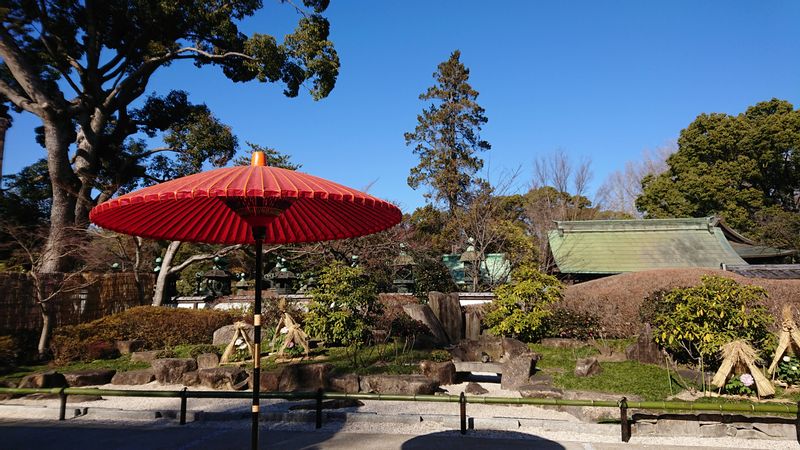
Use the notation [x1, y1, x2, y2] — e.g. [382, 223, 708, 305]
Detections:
[2, 381, 799, 449]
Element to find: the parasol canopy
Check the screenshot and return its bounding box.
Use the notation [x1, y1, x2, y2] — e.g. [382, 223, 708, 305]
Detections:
[89, 160, 401, 244]
[89, 152, 402, 450]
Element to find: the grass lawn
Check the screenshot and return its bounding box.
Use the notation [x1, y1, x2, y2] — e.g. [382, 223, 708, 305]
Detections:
[531, 341, 684, 401]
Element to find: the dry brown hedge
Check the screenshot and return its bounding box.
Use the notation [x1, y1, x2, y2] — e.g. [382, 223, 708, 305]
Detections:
[558, 268, 800, 338]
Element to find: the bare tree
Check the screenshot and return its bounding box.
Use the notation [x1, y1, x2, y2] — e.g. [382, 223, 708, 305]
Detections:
[1, 223, 96, 356]
[527, 150, 597, 272]
[596, 142, 675, 216]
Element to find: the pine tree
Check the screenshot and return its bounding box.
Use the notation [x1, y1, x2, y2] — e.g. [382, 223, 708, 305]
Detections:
[405, 50, 490, 215]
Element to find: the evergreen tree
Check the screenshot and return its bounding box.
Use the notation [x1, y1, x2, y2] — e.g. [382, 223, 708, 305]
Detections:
[404, 50, 490, 215]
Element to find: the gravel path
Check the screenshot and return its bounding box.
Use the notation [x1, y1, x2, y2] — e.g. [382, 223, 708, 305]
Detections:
[2, 381, 799, 449]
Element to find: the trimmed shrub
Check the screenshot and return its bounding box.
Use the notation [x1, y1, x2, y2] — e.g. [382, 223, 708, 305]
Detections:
[545, 308, 603, 340]
[52, 306, 235, 364]
[305, 262, 381, 346]
[483, 265, 563, 343]
[650, 276, 773, 367]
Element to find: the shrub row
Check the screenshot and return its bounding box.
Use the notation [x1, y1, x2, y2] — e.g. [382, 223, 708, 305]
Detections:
[51, 306, 237, 364]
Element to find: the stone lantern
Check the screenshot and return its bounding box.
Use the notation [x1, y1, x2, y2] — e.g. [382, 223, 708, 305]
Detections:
[392, 243, 416, 293]
[459, 238, 480, 292]
[265, 258, 297, 295]
[202, 256, 234, 297]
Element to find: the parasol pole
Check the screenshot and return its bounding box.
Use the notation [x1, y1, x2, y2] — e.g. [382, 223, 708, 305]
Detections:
[252, 226, 265, 450]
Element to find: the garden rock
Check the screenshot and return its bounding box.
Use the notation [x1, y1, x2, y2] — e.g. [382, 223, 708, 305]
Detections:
[182, 371, 200, 386]
[131, 350, 160, 363]
[251, 370, 282, 391]
[427, 291, 463, 343]
[329, 373, 360, 393]
[196, 353, 220, 369]
[419, 360, 456, 385]
[574, 357, 602, 377]
[464, 310, 482, 340]
[213, 324, 254, 346]
[464, 382, 488, 395]
[0, 380, 16, 400]
[279, 363, 332, 391]
[151, 358, 197, 384]
[528, 371, 553, 386]
[18, 371, 66, 389]
[519, 385, 563, 399]
[401, 304, 448, 345]
[625, 324, 667, 366]
[501, 352, 539, 389]
[63, 369, 116, 387]
[115, 340, 144, 355]
[199, 367, 247, 390]
[360, 375, 439, 395]
[111, 369, 155, 385]
[500, 338, 531, 362]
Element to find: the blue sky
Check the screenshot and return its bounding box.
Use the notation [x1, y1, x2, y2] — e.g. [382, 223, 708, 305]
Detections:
[4, 0, 800, 213]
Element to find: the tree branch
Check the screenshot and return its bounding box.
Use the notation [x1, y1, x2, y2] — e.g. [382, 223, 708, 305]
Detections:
[168, 244, 244, 274]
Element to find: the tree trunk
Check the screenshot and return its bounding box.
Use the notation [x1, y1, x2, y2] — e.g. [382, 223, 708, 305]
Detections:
[40, 119, 80, 273]
[37, 302, 52, 357]
[0, 117, 8, 188]
[152, 240, 182, 306]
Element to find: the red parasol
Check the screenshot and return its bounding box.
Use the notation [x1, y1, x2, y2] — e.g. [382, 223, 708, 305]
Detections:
[89, 152, 401, 449]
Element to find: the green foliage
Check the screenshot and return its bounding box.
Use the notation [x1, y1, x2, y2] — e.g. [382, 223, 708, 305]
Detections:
[723, 375, 755, 396]
[51, 306, 235, 364]
[404, 50, 490, 213]
[650, 276, 773, 366]
[428, 349, 452, 362]
[636, 99, 800, 239]
[545, 308, 603, 340]
[776, 356, 800, 386]
[305, 262, 381, 346]
[412, 255, 457, 301]
[483, 265, 563, 342]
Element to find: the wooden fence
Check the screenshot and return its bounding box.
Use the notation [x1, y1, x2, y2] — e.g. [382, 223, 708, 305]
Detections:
[0, 272, 155, 333]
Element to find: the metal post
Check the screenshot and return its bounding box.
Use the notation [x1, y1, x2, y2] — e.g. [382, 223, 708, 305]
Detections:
[179, 387, 187, 425]
[619, 397, 630, 442]
[460, 392, 467, 434]
[58, 388, 67, 421]
[316, 388, 324, 429]
[252, 227, 265, 450]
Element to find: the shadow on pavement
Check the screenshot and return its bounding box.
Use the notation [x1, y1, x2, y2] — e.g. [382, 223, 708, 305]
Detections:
[401, 430, 566, 450]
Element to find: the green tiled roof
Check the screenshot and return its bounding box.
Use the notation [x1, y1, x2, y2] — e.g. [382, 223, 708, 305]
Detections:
[548, 217, 747, 274]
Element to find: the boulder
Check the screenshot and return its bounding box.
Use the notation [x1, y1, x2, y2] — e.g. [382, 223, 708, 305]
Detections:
[574, 357, 602, 377]
[18, 370, 66, 389]
[528, 371, 553, 386]
[0, 380, 16, 400]
[360, 375, 439, 395]
[213, 324, 254, 346]
[115, 340, 144, 355]
[329, 374, 360, 393]
[182, 371, 200, 386]
[500, 338, 531, 361]
[427, 292, 463, 343]
[464, 310, 482, 341]
[519, 385, 564, 399]
[63, 369, 116, 387]
[131, 350, 160, 363]
[111, 369, 155, 385]
[401, 304, 449, 345]
[249, 364, 332, 392]
[251, 370, 282, 391]
[151, 358, 197, 384]
[450, 336, 503, 362]
[198, 367, 247, 390]
[279, 363, 332, 391]
[625, 324, 666, 366]
[464, 382, 488, 395]
[196, 353, 220, 370]
[501, 352, 539, 390]
[419, 360, 456, 386]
